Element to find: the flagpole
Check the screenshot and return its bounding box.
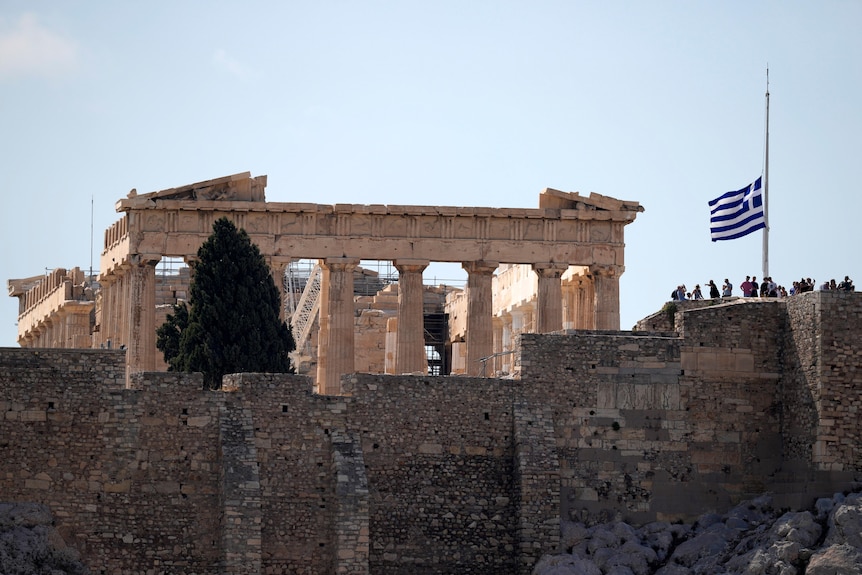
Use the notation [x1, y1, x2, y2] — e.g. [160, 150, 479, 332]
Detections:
[762, 68, 770, 279]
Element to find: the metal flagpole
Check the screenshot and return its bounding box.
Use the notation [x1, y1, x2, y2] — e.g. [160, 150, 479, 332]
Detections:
[762, 68, 770, 279]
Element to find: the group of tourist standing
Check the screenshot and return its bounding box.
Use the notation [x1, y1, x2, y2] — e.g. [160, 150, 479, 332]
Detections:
[672, 275, 854, 302]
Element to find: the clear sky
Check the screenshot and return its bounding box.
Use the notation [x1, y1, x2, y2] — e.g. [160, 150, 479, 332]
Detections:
[2, 2, 861, 347]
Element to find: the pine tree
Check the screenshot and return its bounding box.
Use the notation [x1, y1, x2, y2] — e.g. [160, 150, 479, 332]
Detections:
[157, 217, 295, 388]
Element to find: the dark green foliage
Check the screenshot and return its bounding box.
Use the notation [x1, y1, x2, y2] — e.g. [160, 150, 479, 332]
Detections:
[156, 301, 188, 371]
[156, 217, 295, 388]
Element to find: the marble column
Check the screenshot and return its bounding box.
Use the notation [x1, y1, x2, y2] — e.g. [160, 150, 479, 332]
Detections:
[532, 263, 567, 333]
[591, 265, 622, 330]
[317, 258, 359, 395]
[315, 262, 330, 394]
[492, 316, 504, 375]
[501, 313, 513, 374]
[98, 274, 119, 349]
[267, 257, 292, 322]
[510, 309, 525, 335]
[64, 302, 94, 348]
[394, 260, 429, 374]
[562, 280, 576, 330]
[583, 278, 597, 330]
[125, 255, 159, 380]
[462, 261, 498, 376]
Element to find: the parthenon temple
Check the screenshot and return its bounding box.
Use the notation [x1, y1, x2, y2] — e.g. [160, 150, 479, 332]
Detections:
[8, 172, 643, 391]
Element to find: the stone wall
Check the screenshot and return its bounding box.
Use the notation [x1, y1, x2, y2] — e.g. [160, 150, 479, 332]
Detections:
[515, 292, 862, 525]
[3, 292, 862, 573]
[0, 350, 222, 573]
[343, 374, 523, 574]
[517, 330, 695, 524]
[0, 352, 559, 574]
[784, 292, 862, 474]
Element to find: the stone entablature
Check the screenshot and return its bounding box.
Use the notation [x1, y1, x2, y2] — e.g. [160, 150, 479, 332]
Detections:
[103, 183, 639, 278]
[104, 195, 639, 276]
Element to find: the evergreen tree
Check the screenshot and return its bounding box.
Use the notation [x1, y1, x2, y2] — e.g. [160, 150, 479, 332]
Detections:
[156, 301, 188, 371]
[157, 217, 295, 388]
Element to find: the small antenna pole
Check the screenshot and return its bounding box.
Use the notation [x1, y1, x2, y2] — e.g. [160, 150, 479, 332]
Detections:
[90, 194, 94, 281]
[762, 66, 770, 280]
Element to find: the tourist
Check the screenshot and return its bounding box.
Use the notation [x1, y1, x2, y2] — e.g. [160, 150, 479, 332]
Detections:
[751, 276, 760, 297]
[767, 277, 777, 297]
[741, 276, 753, 297]
[839, 276, 855, 291]
[722, 278, 733, 297]
[708, 280, 720, 299]
[692, 285, 704, 300]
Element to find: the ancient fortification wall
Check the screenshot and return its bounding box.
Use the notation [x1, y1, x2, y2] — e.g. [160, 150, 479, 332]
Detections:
[2, 291, 862, 574]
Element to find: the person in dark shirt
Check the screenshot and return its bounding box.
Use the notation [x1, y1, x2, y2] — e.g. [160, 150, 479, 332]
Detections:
[708, 280, 720, 299]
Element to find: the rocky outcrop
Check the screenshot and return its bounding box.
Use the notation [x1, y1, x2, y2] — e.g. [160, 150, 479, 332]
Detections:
[534, 493, 862, 575]
[0, 502, 88, 575]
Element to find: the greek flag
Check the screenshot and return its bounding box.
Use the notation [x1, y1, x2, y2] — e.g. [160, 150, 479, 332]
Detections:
[709, 177, 766, 241]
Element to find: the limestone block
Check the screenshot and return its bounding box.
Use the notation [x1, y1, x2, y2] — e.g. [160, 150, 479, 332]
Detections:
[24, 478, 51, 490]
[20, 410, 46, 422]
[735, 352, 755, 372]
[186, 416, 211, 427]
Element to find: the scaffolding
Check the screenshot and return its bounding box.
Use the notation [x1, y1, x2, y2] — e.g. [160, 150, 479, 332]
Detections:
[282, 259, 461, 375]
[285, 260, 321, 368]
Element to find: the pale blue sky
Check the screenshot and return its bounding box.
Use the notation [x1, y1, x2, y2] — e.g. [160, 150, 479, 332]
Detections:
[2, 1, 861, 346]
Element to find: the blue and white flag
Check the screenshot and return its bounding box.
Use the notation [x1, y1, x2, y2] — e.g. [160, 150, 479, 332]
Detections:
[708, 177, 766, 241]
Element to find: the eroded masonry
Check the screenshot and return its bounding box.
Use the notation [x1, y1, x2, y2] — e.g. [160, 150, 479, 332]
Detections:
[2, 292, 862, 575]
[8, 172, 643, 390]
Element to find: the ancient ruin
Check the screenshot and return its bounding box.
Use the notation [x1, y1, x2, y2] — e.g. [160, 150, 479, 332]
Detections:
[8, 172, 643, 389]
[7, 172, 861, 574]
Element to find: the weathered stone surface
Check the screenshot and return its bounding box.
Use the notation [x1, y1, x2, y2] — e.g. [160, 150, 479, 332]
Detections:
[4, 290, 862, 574]
[0, 502, 88, 575]
[806, 543, 862, 575]
[534, 493, 862, 575]
[825, 494, 862, 548]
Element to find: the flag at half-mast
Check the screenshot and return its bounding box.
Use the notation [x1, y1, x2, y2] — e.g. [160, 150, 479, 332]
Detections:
[708, 177, 766, 241]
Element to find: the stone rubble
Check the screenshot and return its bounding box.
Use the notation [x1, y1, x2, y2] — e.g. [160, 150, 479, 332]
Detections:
[533, 492, 862, 575]
[0, 502, 89, 574]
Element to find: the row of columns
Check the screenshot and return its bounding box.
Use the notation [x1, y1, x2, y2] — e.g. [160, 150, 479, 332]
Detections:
[492, 265, 619, 375]
[19, 302, 92, 349]
[98, 256, 159, 381]
[110, 254, 621, 390]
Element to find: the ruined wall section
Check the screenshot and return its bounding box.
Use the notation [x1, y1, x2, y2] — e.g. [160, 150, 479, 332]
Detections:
[518, 304, 787, 524]
[0, 349, 223, 574]
[785, 292, 862, 473]
[122, 372, 224, 573]
[340, 374, 522, 575]
[224, 373, 342, 575]
[782, 293, 821, 471]
[675, 303, 786, 499]
[517, 331, 691, 524]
